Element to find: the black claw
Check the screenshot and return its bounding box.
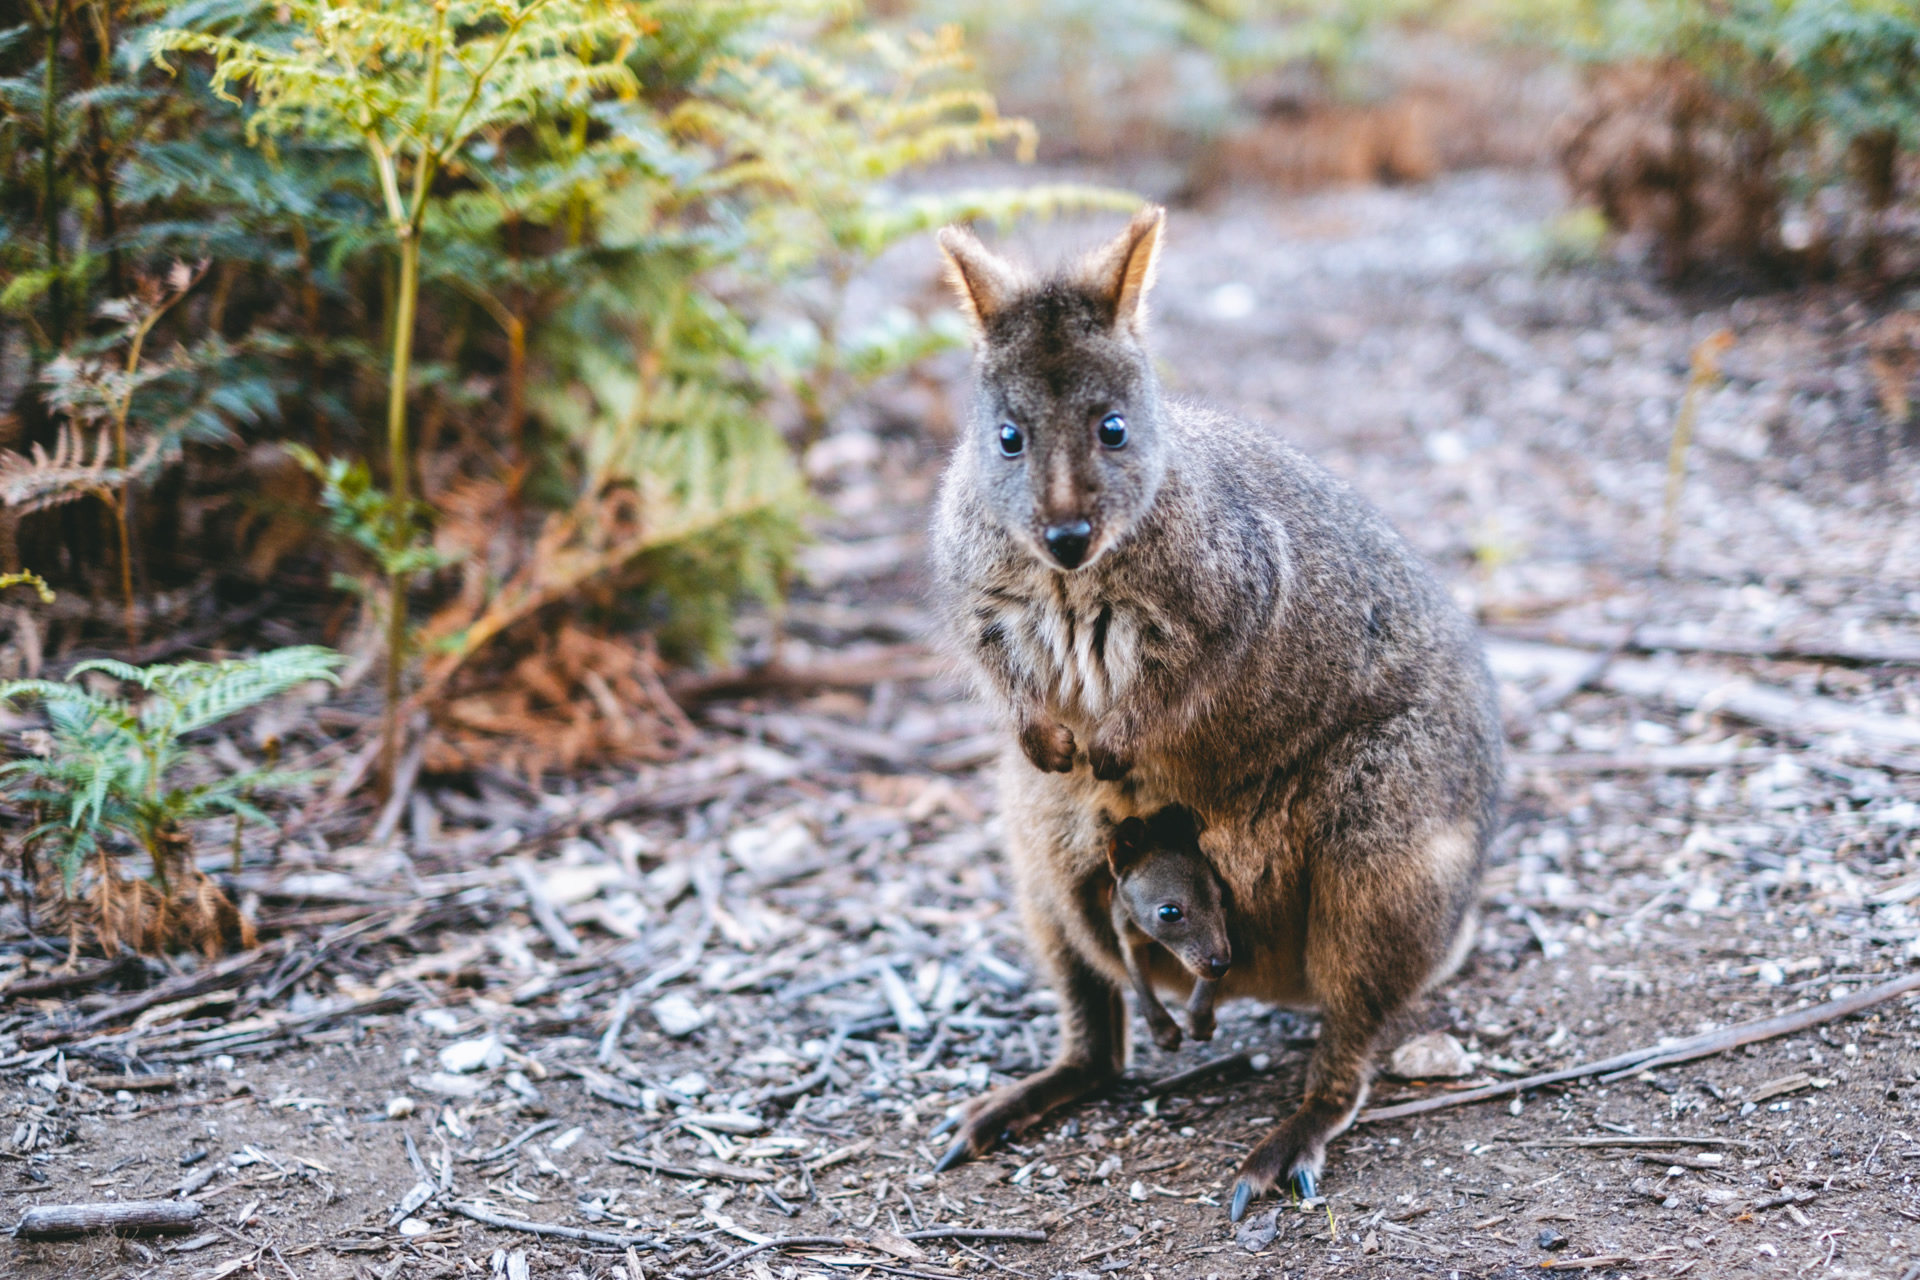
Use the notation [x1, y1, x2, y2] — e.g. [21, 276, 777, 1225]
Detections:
[933, 1136, 972, 1173]
[1291, 1169, 1317, 1200]
[1228, 1180, 1254, 1222]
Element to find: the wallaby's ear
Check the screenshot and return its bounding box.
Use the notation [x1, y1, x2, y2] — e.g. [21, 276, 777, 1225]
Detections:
[937, 225, 1029, 334]
[1108, 816, 1148, 877]
[1077, 204, 1165, 337]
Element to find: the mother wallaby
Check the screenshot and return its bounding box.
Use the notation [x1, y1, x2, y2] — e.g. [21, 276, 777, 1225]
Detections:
[926, 207, 1503, 1217]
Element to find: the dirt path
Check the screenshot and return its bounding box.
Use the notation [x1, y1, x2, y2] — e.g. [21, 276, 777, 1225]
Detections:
[5, 168, 1919, 1280]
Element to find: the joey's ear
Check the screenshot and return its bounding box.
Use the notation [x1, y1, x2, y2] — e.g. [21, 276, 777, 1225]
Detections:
[1077, 204, 1165, 336]
[937, 225, 1030, 333]
[1108, 816, 1148, 877]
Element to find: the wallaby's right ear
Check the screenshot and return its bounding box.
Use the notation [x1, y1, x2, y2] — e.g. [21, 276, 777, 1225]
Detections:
[937, 225, 1029, 334]
[1108, 816, 1148, 877]
[1077, 204, 1165, 337]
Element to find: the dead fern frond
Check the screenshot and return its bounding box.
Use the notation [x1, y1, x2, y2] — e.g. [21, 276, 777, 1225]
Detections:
[0, 423, 167, 515]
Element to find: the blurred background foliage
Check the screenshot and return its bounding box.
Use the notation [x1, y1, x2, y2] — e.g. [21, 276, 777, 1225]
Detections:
[1, 0, 1917, 792]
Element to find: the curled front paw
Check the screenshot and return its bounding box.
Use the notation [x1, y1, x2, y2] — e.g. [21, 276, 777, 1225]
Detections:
[1018, 719, 1077, 773]
[1145, 1012, 1183, 1052]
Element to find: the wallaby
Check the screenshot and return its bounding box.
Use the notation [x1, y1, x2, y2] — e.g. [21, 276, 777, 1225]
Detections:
[1106, 805, 1230, 1050]
[926, 206, 1503, 1217]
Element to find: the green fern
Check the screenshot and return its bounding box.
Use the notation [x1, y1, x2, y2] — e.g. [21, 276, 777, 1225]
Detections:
[0, 646, 343, 891]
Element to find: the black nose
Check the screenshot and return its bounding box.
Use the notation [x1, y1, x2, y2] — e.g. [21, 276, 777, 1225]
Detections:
[1206, 956, 1230, 979]
[1043, 520, 1093, 569]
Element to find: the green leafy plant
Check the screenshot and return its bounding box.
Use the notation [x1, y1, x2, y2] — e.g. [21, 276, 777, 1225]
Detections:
[0, 645, 342, 958]
[153, 0, 643, 789]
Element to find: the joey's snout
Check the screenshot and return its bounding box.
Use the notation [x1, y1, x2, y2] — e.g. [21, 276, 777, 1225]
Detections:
[1176, 941, 1230, 982]
[1043, 519, 1093, 569]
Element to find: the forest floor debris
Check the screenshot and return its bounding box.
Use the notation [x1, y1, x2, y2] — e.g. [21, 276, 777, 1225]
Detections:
[3, 168, 1919, 1280]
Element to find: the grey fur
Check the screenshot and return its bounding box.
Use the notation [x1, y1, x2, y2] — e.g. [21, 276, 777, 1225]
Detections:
[927, 207, 1504, 1211]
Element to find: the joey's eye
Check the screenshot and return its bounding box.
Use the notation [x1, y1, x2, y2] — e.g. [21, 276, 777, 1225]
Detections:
[1157, 904, 1183, 923]
[1098, 413, 1128, 449]
[998, 422, 1024, 457]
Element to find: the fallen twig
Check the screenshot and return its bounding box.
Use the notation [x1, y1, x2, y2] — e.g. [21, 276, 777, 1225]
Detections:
[1485, 620, 1920, 669]
[607, 1151, 775, 1184]
[1140, 1052, 1250, 1098]
[465, 1119, 560, 1164]
[1, 955, 146, 1002]
[14, 1199, 203, 1239]
[446, 1201, 659, 1248]
[1359, 970, 1920, 1123]
[904, 1229, 1049, 1244]
[679, 1235, 855, 1278]
[756, 1021, 853, 1106]
[1500, 1136, 1750, 1150]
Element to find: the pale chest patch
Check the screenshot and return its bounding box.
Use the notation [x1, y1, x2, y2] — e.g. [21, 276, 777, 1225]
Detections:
[981, 572, 1141, 723]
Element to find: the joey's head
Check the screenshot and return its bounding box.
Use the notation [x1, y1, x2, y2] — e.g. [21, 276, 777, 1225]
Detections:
[1108, 806, 1231, 982]
[937, 206, 1171, 572]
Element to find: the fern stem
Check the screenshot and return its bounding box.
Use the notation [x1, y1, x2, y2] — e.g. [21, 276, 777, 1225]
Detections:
[41, 0, 65, 349]
[380, 228, 422, 794]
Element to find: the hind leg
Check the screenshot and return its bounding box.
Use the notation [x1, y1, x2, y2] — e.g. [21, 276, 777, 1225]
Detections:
[1228, 852, 1461, 1218]
[935, 934, 1124, 1169]
[1227, 995, 1379, 1217]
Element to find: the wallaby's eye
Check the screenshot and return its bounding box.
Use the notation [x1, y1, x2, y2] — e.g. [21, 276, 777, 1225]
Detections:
[998, 422, 1025, 457]
[1098, 413, 1128, 449]
[1157, 904, 1183, 923]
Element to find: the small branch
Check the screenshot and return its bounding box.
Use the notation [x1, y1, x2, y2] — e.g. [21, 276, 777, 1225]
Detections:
[902, 1229, 1049, 1243]
[679, 1236, 853, 1278]
[445, 1201, 658, 1248]
[1140, 1052, 1250, 1098]
[755, 1021, 852, 1106]
[1359, 970, 1920, 1124]
[15, 1199, 202, 1239]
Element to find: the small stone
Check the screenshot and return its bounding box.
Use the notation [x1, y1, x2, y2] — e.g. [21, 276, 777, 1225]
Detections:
[1249, 1053, 1272, 1072]
[212, 1055, 236, 1073]
[418, 1008, 462, 1034]
[1388, 1031, 1477, 1080]
[386, 1095, 416, 1119]
[1129, 1180, 1149, 1201]
[1234, 1206, 1280, 1251]
[668, 1072, 709, 1098]
[653, 993, 709, 1038]
[399, 1218, 432, 1237]
[413, 1071, 488, 1099]
[1538, 1228, 1568, 1251]
[439, 1035, 504, 1073]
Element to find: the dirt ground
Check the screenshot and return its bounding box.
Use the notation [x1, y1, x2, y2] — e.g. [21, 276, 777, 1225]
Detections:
[4, 168, 1920, 1280]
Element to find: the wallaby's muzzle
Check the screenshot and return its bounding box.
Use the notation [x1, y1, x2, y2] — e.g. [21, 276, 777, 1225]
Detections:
[1043, 519, 1093, 569]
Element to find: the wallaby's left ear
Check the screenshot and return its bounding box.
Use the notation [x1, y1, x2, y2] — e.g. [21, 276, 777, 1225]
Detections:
[1078, 204, 1165, 337]
[1108, 816, 1148, 877]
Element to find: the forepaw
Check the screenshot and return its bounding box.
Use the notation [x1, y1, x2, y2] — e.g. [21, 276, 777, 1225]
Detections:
[1148, 1018, 1183, 1052]
[1226, 1121, 1326, 1221]
[1018, 719, 1077, 774]
[1188, 1012, 1216, 1042]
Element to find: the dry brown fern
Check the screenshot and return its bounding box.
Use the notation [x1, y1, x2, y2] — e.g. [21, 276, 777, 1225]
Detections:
[0, 423, 164, 515]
